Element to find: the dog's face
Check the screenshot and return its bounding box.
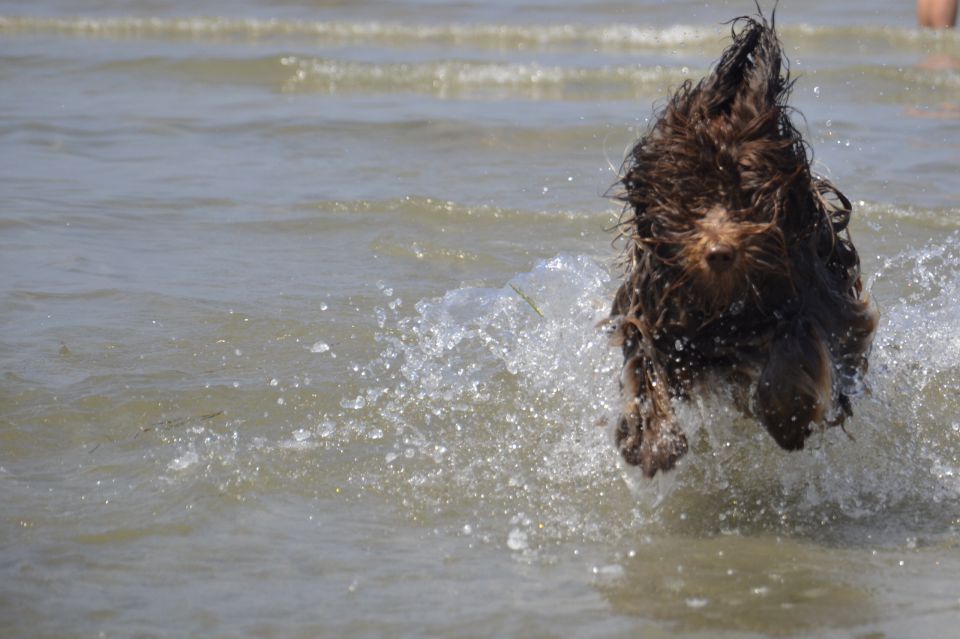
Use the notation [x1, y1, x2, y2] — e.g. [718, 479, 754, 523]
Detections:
[616, 17, 854, 324]
[675, 203, 787, 315]
[627, 122, 805, 320]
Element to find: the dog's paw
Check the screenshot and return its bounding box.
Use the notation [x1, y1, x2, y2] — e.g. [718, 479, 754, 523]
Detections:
[616, 413, 688, 478]
[615, 414, 645, 466]
[639, 422, 688, 478]
[756, 317, 831, 450]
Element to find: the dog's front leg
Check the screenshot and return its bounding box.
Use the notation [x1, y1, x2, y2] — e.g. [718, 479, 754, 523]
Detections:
[755, 317, 832, 450]
[616, 355, 689, 477]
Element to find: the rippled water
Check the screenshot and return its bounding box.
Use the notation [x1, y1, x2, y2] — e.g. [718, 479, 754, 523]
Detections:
[2, 1, 960, 637]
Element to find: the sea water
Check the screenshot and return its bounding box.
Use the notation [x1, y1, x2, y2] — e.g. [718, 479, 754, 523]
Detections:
[2, 1, 959, 636]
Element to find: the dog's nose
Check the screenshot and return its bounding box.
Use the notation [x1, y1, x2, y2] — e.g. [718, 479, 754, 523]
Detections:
[705, 244, 736, 272]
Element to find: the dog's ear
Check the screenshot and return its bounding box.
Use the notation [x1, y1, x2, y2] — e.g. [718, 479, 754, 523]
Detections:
[705, 16, 788, 116]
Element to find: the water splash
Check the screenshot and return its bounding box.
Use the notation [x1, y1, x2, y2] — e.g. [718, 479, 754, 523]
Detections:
[339, 246, 960, 546]
[866, 235, 960, 502]
[341, 254, 633, 552]
[150, 244, 960, 549]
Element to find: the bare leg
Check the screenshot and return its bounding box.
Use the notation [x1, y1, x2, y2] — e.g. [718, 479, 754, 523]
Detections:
[918, 0, 958, 28]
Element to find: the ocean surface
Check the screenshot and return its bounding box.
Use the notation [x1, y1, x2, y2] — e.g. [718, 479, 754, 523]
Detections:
[2, 1, 959, 637]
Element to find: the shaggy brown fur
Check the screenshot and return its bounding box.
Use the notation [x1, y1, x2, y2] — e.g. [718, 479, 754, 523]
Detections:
[609, 15, 877, 478]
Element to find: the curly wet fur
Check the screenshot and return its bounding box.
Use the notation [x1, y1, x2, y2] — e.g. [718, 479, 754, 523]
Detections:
[609, 14, 877, 478]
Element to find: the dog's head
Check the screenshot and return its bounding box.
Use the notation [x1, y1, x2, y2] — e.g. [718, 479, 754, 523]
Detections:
[615, 16, 856, 322]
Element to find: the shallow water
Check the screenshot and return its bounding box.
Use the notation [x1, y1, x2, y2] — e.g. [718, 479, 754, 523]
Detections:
[2, 1, 960, 637]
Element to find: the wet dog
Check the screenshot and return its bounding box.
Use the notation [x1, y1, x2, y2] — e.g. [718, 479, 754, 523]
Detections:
[609, 15, 877, 478]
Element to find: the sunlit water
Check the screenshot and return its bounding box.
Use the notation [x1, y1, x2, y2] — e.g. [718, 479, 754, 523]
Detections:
[2, 1, 959, 637]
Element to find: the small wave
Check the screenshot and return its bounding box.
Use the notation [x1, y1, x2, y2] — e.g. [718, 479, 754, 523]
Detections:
[58, 51, 691, 98]
[4, 15, 953, 53]
[0, 15, 718, 49]
[859, 201, 960, 230]
[297, 196, 607, 222]
[845, 64, 960, 103]
[276, 55, 685, 98]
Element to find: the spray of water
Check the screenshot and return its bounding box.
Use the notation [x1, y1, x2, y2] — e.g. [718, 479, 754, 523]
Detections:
[339, 241, 960, 547]
[155, 240, 960, 554]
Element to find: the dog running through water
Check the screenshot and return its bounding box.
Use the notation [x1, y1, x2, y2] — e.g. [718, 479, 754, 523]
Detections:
[609, 14, 878, 478]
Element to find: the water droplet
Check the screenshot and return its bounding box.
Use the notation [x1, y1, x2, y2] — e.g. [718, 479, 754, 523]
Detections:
[310, 341, 330, 354]
[318, 421, 335, 438]
[168, 450, 199, 472]
[340, 396, 366, 410]
[507, 528, 528, 550]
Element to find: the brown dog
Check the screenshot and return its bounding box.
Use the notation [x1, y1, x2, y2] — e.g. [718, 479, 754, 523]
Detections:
[609, 15, 877, 478]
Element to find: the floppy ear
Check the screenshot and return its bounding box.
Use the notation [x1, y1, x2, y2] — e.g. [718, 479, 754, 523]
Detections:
[755, 317, 832, 450]
[705, 15, 786, 115]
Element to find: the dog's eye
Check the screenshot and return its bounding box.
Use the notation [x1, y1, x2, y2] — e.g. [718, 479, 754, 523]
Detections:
[731, 202, 770, 222]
